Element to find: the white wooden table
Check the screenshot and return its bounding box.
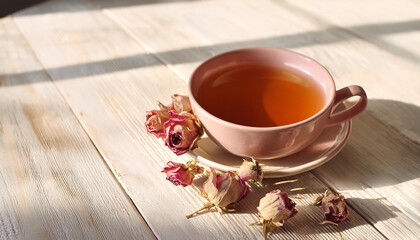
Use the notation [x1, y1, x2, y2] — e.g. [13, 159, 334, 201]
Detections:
[1, 0, 419, 239]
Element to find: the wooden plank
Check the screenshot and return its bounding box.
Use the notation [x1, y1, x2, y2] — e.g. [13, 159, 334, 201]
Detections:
[97, 0, 420, 238]
[12, 0, 385, 239]
[0, 17, 155, 240]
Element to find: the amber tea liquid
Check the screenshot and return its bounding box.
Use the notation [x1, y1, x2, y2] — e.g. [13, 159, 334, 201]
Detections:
[196, 65, 325, 127]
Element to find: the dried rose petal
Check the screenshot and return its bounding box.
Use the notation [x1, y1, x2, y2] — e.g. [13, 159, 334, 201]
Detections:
[145, 109, 170, 137]
[162, 161, 204, 187]
[315, 191, 349, 224]
[186, 169, 249, 218]
[170, 94, 192, 113]
[255, 190, 297, 239]
[238, 158, 263, 182]
[164, 111, 203, 155]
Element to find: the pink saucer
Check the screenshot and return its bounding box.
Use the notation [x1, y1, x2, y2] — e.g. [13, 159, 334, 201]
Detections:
[188, 120, 351, 178]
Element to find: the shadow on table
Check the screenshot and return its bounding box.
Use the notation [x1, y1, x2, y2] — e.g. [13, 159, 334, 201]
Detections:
[282, 200, 395, 232]
[3, 18, 420, 86]
[314, 99, 420, 190]
[305, 99, 420, 230]
[2, 0, 420, 86]
[0, 0, 46, 18]
[14, 0, 199, 16]
[346, 197, 399, 222]
[367, 99, 420, 144]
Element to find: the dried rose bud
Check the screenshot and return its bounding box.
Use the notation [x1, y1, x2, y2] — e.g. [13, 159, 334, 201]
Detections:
[186, 169, 249, 218]
[238, 158, 263, 182]
[162, 160, 204, 187]
[255, 190, 297, 239]
[204, 169, 250, 210]
[314, 191, 348, 224]
[163, 111, 203, 155]
[170, 94, 192, 113]
[258, 190, 298, 224]
[145, 109, 170, 137]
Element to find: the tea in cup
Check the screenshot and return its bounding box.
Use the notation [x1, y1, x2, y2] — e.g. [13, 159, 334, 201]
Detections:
[188, 48, 367, 159]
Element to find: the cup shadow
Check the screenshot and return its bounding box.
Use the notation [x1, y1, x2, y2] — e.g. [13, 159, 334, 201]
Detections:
[367, 99, 420, 144]
[314, 99, 420, 190]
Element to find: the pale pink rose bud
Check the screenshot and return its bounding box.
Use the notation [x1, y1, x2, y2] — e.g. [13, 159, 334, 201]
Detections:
[258, 190, 298, 225]
[255, 190, 297, 239]
[204, 169, 250, 210]
[315, 191, 348, 224]
[145, 109, 170, 137]
[170, 94, 192, 113]
[164, 111, 203, 155]
[186, 169, 249, 219]
[162, 161, 204, 187]
[238, 158, 263, 182]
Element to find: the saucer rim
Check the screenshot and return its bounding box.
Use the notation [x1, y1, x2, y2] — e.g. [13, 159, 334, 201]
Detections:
[187, 120, 352, 178]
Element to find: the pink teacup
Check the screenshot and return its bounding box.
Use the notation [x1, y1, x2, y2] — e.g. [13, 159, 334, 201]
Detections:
[188, 48, 367, 159]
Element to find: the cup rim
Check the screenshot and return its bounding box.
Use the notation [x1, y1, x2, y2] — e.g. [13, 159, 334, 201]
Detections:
[188, 47, 336, 131]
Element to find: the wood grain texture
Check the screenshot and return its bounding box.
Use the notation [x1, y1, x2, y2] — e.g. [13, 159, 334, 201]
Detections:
[11, 0, 385, 239]
[0, 17, 155, 240]
[98, 0, 420, 239]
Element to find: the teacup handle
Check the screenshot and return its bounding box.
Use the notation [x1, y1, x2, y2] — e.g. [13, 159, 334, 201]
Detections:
[327, 85, 368, 127]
